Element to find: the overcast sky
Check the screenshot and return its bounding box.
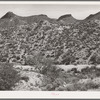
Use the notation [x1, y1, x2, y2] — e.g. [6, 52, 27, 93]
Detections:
[0, 4, 100, 20]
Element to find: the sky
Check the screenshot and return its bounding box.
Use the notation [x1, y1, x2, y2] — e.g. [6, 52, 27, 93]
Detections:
[0, 4, 100, 20]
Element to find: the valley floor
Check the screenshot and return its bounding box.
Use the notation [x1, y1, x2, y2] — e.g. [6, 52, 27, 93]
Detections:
[11, 64, 100, 91]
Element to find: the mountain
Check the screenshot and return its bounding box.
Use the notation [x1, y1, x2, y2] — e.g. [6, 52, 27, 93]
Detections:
[84, 11, 100, 22]
[1, 11, 17, 19]
[0, 11, 100, 65]
[0, 12, 26, 28]
[57, 14, 80, 24]
[0, 12, 58, 29]
[1, 11, 100, 29]
[0, 12, 84, 29]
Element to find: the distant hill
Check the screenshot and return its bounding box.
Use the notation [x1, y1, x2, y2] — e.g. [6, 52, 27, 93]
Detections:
[1, 11, 100, 28]
[84, 11, 100, 22]
[57, 14, 81, 24]
[0, 12, 83, 28]
[0, 11, 58, 28]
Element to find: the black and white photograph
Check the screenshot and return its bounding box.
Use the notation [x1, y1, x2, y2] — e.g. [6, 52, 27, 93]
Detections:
[1, 1, 100, 93]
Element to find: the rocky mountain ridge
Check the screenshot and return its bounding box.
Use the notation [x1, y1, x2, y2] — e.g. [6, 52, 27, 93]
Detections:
[0, 11, 100, 65]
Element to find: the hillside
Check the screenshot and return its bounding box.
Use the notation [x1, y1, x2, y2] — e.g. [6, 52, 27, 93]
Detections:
[0, 11, 100, 65]
[0, 12, 58, 29]
[57, 14, 80, 24]
[84, 11, 100, 21]
[0, 11, 100, 91]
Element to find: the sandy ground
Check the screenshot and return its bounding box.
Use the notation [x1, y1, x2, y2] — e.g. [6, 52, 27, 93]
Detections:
[12, 64, 45, 91]
[12, 71, 44, 91]
[57, 64, 93, 72]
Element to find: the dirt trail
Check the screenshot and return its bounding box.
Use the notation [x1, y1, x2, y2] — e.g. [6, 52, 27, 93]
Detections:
[57, 64, 92, 72]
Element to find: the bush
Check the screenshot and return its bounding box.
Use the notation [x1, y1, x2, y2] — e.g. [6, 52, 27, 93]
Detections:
[46, 84, 54, 91]
[64, 79, 100, 91]
[0, 63, 20, 90]
[25, 55, 37, 66]
[21, 76, 29, 82]
[81, 66, 100, 79]
[25, 53, 56, 75]
[65, 84, 78, 91]
[74, 81, 99, 91]
[55, 86, 65, 91]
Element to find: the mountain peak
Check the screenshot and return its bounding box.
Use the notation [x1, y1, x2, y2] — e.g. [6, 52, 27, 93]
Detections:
[1, 11, 16, 19]
[38, 14, 48, 17]
[57, 14, 73, 21]
[57, 14, 78, 24]
[85, 11, 100, 21]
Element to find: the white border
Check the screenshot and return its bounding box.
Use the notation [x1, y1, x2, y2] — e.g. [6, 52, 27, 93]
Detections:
[0, 1, 99, 5]
[0, 91, 100, 99]
[0, 1, 100, 99]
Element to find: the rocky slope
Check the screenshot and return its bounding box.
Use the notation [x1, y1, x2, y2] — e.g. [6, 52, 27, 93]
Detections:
[0, 11, 100, 66]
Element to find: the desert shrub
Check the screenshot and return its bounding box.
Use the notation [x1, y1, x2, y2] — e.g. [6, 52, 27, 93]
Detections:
[75, 81, 99, 91]
[55, 86, 65, 91]
[65, 79, 100, 91]
[25, 53, 55, 73]
[95, 69, 100, 77]
[54, 78, 65, 86]
[81, 67, 91, 74]
[65, 84, 78, 91]
[58, 70, 80, 83]
[81, 66, 100, 79]
[25, 55, 37, 66]
[41, 67, 63, 89]
[52, 81, 59, 88]
[75, 58, 87, 65]
[46, 84, 55, 91]
[71, 68, 78, 73]
[64, 83, 89, 91]
[21, 76, 29, 82]
[44, 65, 61, 81]
[96, 55, 100, 64]
[72, 83, 87, 91]
[33, 55, 55, 76]
[84, 81, 99, 89]
[40, 58, 54, 73]
[61, 56, 75, 65]
[88, 66, 100, 77]
[41, 76, 52, 87]
[65, 76, 79, 83]
[0, 63, 20, 90]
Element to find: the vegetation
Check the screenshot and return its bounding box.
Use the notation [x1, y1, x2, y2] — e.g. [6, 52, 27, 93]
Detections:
[1, 12, 100, 66]
[40, 65, 100, 91]
[0, 11, 100, 91]
[0, 63, 20, 90]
